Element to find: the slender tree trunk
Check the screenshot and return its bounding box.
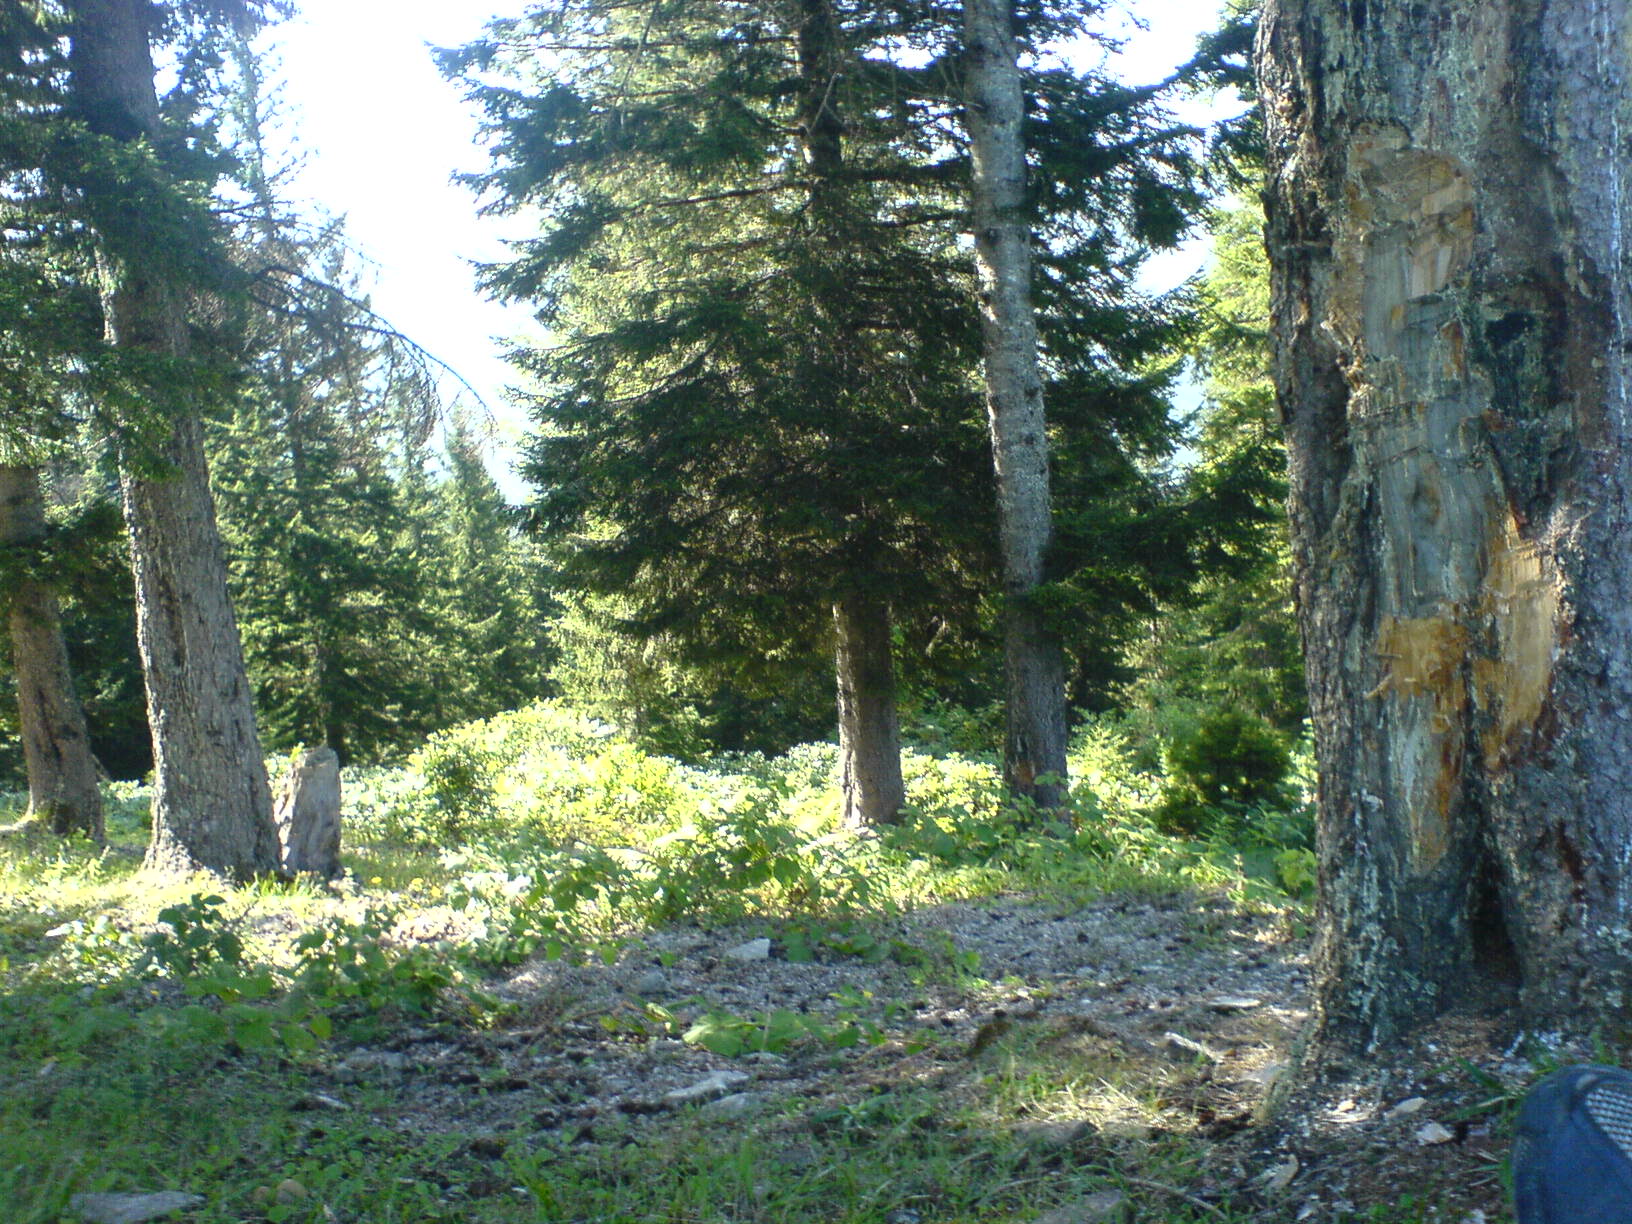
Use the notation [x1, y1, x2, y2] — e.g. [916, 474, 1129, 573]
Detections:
[962, 0, 1069, 811]
[1259, 0, 1632, 1045]
[66, 0, 278, 878]
[0, 467, 103, 841]
[795, 0, 909, 826]
[834, 592, 906, 827]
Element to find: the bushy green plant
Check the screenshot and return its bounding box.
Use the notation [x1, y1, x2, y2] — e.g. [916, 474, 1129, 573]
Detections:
[1156, 708, 1294, 836]
[293, 908, 471, 1019]
[137, 894, 245, 977]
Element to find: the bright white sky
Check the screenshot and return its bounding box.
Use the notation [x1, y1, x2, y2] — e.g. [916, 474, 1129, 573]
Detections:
[263, 1, 1244, 491]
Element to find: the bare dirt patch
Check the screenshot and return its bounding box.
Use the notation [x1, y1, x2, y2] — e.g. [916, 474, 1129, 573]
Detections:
[308, 893, 1540, 1221]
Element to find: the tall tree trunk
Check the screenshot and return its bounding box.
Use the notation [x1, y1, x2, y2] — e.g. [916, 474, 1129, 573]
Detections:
[962, 0, 1069, 811]
[66, 0, 278, 878]
[797, 0, 908, 826]
[1259, 0, 1632, 1045]
[834, 592, 906, 827]
[0, 466, 103, 841]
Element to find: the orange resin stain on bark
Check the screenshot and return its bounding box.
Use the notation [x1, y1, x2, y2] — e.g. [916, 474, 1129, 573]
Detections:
[1372, 615, 1471, 869]
[1367, 511, 1561, 873]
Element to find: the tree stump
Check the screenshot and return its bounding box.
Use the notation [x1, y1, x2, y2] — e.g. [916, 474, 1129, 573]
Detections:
[273, 748, 342, 878]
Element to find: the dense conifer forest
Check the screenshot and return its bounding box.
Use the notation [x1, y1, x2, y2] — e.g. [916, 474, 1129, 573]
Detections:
[2, 1, 1629, 1221]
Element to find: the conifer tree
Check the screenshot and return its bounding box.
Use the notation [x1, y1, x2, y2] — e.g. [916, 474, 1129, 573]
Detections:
[1137, 193, 1301, 729]
[448, 0, 997, 825]
[449, 0, 1214, 815]
[428, 424, 554, 724]
[963, 0, 1068, 810]
[0, 8, 114, 838]
[213, 66, 445, 762]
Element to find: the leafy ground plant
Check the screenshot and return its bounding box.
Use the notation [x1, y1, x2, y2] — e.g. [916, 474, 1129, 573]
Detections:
[0, 703, 1360, 1224]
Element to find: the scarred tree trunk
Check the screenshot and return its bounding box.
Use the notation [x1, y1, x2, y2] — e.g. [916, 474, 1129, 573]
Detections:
[67, 0, 278, 878]
[963, 0, 1069, 811]
[1259, 0, 1632, 1044]
[834, 592, 906, 827]
[0, 466, 103, 841]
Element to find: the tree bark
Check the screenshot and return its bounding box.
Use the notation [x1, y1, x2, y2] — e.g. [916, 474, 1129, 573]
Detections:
[962, 0, 1070, 811]
[0, 466, 104, 841]
[794, 0, 909, 827]
[834, 592, 906, 827]
[66, 0, 279, 878]
[1259, 0, 1632, 1044]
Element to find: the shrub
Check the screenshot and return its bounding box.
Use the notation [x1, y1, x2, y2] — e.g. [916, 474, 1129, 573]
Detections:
[1156, 708, 1294, 836]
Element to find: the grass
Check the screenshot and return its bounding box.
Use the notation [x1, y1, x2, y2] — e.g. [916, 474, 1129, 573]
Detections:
[0, 706, 1321, 1223]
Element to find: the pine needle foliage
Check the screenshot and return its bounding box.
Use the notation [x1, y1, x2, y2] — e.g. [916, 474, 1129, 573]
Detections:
[446, 0, 1218, 737]
[447, 0, 996, 682]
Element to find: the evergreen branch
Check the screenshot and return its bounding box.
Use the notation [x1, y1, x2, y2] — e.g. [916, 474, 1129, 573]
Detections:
[247, 265, 490, 415]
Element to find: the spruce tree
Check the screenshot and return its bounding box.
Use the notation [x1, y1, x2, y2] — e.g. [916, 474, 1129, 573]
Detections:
[448, 0, 996, 825]
[449, 0, 1215, 816]
[428, 424, 554, 725]
[963, 0, 1068, 810]
[0, 8, 115, 837]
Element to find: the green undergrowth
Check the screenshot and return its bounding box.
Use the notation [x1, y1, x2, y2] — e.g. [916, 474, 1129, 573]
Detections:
[0, 702, 1319, 1222]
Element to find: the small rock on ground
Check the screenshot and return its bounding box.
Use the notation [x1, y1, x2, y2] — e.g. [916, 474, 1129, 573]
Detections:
[71, 1191, 205, 1224]
[701, 1092, 764, 1119]
[664, 1070, 751, 1106]
[724, 938, 771, 962]
[1035, 1190, 1129, 1224]
[633, 968, 669, 996]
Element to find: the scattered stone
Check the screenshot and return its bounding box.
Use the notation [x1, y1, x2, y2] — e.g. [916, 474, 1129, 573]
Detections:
[663, 1070, 751, 1106]
[1325, 1098, 1369, 1124]
[1208, 995, 1262, 1012]
[1415, 1121, 1455, 1145]
[1388, 1096, 1428, 1118]
[1463, 1212, 1488, 1224]
[272, 746, 343, 878]
[70, 1192, 205, 1224]
[772, 1143, 821, 1171]
[1262, 1156, 1300, 1195]
[274, 1180, 308, 1204]
[701, 1092, 764, 1119]
[884, 1210, 922, 1224]
[1035, 1189, 1130, 1224]
[294, 1093, 348, 1111]
[1164, 1031, 1223, 1063]
[724, 938, 771, 962]
[1246, 1062, 1285, 1087]
[633, 968, 670, 997]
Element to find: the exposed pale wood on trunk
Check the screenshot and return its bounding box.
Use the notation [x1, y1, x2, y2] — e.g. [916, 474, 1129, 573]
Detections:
[1259, 0, 1632, 1043]
[0, 466, 103, 841]
[963, 0, 1069, 812]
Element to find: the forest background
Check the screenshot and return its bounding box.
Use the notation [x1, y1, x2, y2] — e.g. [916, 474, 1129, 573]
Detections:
[9, 0, 1574, 1219]
[1, 0, 1296, 815]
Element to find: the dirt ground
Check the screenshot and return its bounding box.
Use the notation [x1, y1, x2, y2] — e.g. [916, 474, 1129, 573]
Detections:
[314, 894, 1543, 1222]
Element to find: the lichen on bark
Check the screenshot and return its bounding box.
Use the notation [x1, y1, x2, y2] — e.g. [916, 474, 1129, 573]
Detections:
[1259, 0, 1632, 1044]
